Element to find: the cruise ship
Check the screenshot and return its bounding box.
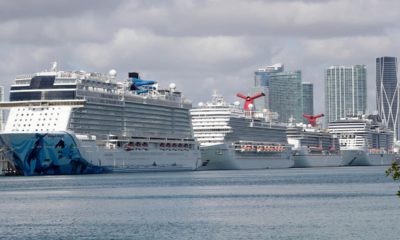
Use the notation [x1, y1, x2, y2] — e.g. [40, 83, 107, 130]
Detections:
[0, 63, 200, 175]
[287, 122, 341, 168]
[328, 114, 399, 166]
[190, 92, 293, 170]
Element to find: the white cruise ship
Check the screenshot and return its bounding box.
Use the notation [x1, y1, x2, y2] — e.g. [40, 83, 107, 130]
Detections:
[287, 123, 342, 168]
[190, 93, 293, 170]
[328, 114, 399, 166]
[0, 63, 200, 175]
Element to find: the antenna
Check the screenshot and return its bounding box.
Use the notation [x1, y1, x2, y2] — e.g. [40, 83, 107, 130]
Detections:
[51, 61, 58, 71]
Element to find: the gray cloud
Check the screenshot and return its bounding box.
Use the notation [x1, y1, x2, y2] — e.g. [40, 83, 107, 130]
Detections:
[0, 0, 399, 115]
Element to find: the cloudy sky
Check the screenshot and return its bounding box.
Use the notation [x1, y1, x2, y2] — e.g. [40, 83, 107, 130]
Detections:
[0, 0, 399, 114]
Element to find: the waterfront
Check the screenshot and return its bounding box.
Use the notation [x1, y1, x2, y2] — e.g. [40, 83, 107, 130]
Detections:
[0, 166, 399, 240]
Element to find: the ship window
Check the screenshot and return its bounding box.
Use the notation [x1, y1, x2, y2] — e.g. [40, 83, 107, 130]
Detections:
[37, 124, 39, 126]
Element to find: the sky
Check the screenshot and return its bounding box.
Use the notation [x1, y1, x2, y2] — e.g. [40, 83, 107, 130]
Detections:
[0, 0, 399, 114]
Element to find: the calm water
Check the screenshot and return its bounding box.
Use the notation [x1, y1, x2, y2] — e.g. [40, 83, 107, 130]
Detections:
[0, 166, 399, 240]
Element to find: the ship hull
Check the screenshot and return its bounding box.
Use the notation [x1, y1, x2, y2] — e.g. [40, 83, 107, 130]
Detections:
[0, 132, 200, 176]
[99, 149, 200, 173]
[292, 149, 342, 168]
[197, 143, 293, 170]
[341, 149, 398, 166]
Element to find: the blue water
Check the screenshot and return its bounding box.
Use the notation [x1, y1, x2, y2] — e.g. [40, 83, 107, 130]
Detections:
[0, 166, 399, 240]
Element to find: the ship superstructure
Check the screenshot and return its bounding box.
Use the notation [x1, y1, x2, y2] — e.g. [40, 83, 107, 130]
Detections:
[0, 63, 200, 175]
[328, 114, 398, 166]
[190, 92, 293, 170]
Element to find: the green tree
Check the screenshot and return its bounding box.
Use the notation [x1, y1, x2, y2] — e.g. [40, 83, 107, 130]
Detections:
[386, 162, 400, 197]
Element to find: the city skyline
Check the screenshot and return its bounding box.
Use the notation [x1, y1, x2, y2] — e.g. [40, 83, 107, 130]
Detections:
[0, 0, 399, 115]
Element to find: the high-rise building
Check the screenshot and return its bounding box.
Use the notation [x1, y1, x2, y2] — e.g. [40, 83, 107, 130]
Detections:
[325, 65, 367, 125]
[376, 56, 399, 140]
[0, 86, 3, 131]
[252, 63, 284, 110]
[269, 70, 303, 123]
[302, 82, 314, 123]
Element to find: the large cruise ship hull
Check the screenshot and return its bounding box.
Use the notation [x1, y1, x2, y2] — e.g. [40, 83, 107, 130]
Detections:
[197, 143, 293, 170]
[0, 132, 200, 176]
[292, 149, 342, 168]
[98, 149, 200, 173]
[341, 149, 398, 166]
[0, 132, 109, 175]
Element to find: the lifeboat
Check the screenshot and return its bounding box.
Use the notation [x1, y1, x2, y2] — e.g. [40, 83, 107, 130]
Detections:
[308, 146, 323, 153]
[124, 142, 134, 151]
[257, 145, 264, 152]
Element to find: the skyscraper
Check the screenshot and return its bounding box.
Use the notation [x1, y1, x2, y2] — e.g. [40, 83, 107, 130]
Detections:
[0, 86, 3, 131]
[325, 65, 367, 125]
[302, 82, 314, 123]
[269, 70, 303, 123]
[376, 56, 399, 140]
[252, 63, 284, 110]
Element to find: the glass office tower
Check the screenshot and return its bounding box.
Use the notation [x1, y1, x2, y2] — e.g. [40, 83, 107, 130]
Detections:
[376, 56, 399, 140]
[269, 70, 303, 123]
[302, 82, 314, 123]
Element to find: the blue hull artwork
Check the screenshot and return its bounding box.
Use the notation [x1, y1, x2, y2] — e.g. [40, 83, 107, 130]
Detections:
[0, 132, 110, 176]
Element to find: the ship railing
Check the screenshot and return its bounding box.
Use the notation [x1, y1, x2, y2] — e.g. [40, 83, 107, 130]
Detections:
[0, 99, 86, 109]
